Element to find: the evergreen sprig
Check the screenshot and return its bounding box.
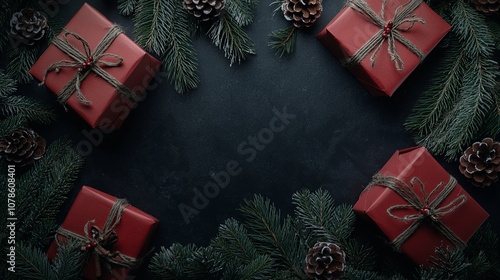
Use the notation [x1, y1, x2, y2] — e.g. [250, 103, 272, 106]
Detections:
[269, 26, 297, 57]
[405, 0, 500, 160]
[148, 189, 500, 279]
[208, 12, 255, 66]
[125, 0, 256, 93]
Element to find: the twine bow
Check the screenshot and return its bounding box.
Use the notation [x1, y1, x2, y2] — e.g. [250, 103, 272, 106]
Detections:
[344, 0, 426, 71]
[39, 25, 137, 106]
[56, 199, 141, 278]
[367, 175, 467, 250]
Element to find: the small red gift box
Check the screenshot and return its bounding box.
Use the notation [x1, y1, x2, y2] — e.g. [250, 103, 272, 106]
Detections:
[353, 147, 488, 266]
[47, 186, 158, 279]
[30, 3, 161, 128]
[317, 0, 451, 97]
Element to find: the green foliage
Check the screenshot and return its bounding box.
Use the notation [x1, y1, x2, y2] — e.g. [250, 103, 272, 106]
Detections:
[6, 45, 39, 84]
[0, 95, 55, 125]
[225, 0, 258, 27]
[269, 26, 297, 57]
[0, 115, 28, 138]
[127, 0, 256, 93]
[208, 12, 255, 66]
[9, 241, 85, 280]
[118, 0, 139, 16]
[405, 0, 500, 160]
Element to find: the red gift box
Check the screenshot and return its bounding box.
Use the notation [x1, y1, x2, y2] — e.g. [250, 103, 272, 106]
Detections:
[47, 186, 158, 279]
[30, 3, 161, 128]
[317, 0, 451, 97]
[353, 147, 489, 266]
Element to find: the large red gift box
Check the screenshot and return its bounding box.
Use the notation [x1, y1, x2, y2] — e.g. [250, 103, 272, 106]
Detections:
[30, 3, 161, 128]
[317, 0, 451, 97]
[47, 186, 158, 279]
[353, 147, 488, 266]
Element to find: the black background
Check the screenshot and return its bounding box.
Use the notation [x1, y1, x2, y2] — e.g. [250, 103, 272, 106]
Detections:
[24, 0, 500, 277]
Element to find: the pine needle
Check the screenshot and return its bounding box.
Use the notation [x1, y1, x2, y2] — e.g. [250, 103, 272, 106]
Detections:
[269, 26, 297, 57]
[0, 95, 55, 125]
[118, 0, 139, 16]
[225, 0, 258, 27]
[208, 12, 255, 66]
[7, 45, 38, 84]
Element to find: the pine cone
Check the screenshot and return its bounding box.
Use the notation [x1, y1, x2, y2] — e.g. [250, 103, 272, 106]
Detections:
[459, 138, 500, 187]
[183, 0, 225, 22]
[282, 0, 323, 28]
[305, 242, 346, 280]
[10, 8, 48, 46]
[0, 128, 46, 168]
[472, 0, 500, 14]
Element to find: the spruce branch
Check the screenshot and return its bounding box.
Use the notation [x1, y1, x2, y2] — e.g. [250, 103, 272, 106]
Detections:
[162, 1, 199, 93]
[225, 0, 258, 27]
[0, 95, 55, 125]
[208, 12, 255, 66]
[239, 195, 303, 278]
[15, 242, 57, 280]
[149, 243, 198, 280]
[0, 114, 27, 138]
[6, 45, 38, 84]
[118, 0, 139, 16]
[17, 139, 84, 247]
[50, 240, 86, 279]
[0, 70, 16, 97]
[211, 218, 261, 263]
[134, 0, 170, 55]
[269, 26, 297, 57]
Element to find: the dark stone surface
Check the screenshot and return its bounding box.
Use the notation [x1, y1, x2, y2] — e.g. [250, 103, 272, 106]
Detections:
[25, 0, 499, 277]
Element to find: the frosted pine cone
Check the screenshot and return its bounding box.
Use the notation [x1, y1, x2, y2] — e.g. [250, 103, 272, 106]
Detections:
[305, 242, 346, 280]
[459, 138, 500, 187]
[282, 0, 323, 28]
[0, 128, 46, 167]
[183, 0, 225, 21]
[472, 0, 500, 14]
[10, 9, 48, 46]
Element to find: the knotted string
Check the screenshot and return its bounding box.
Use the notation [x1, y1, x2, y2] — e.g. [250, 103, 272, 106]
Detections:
[39, 25, 138, 106]
[56, 199, 142, 277]
[344, 0, 426, 71]
[366, 175, 467, 250]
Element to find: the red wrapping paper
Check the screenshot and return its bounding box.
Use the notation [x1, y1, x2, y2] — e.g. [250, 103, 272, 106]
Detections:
[353, 147, 489, 266]
[47, 186, 159, 279]
[317, 0, 451, 97]
[30, 3, 161, 128]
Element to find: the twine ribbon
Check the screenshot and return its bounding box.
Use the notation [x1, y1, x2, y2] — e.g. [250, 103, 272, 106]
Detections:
[56, 199, 141, 278]
[367, 175, 467, 250]
[344, 0, 426, 71]
[39, 24, 137, 105]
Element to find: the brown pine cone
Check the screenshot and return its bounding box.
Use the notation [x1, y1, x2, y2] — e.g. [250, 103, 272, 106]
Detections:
[10, 8, 48, 46]
[472, 0, 500, 14]
[459, 138, 500, 187]
[183, 0, 225, 22]
[305, 242, 346, 280]
[0, 128, 46, 168]
[282, 0, 322, 28]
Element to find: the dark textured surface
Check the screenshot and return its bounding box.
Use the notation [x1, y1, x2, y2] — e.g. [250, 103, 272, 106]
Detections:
[26, 0, 499, 277]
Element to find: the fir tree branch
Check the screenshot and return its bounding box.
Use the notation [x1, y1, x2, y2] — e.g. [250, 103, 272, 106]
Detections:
[211, 218, 261, 263]
[239, 195, 303, 279]
[162, 1, 199, 93]
[0, 95, 55, 124]
[6, 45, 38, 84]
[186, 247, 224, 279]
[17, 139, 84, 247]
[118, 0, 139, 16]
[149, 244, 198, 280]
[50, 240, 86, 279]
[134, 0, 170, 55]
[15, 242, 57, 280]
[208, 12, 255, 66]
[0, 70, 16, 98]
[0, 114, 27, 138]
[269, 26, 297, 57]
[225, 0, 258, 27]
